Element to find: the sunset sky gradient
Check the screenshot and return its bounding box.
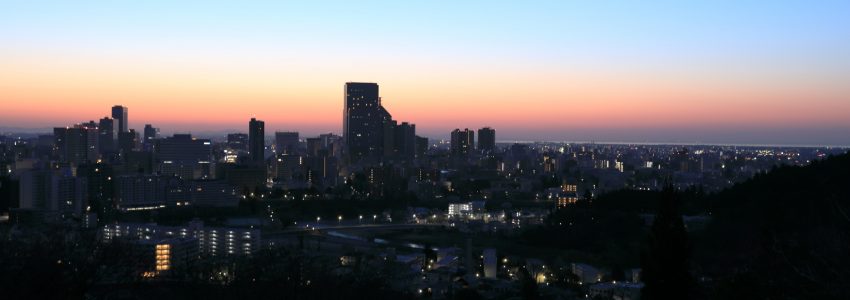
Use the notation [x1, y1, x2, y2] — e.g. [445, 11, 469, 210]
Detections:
[2, 1, 849, 145]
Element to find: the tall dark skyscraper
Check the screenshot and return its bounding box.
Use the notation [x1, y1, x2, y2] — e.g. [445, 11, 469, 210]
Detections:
[478, 127, 496, 151]
[451, 128, 475, 155]
[249, 118, 265, 165]
[343, 82, 393, 162]
[111, 105, 128, 133]
[98, 117, 114, 155]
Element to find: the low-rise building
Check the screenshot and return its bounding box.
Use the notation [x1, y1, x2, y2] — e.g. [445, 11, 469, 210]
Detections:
[102, 220, 260, 257]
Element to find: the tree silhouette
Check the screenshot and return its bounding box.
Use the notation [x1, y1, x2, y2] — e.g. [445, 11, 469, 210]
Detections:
[641, 187, 695, 300]
[518, 267, 539, 300]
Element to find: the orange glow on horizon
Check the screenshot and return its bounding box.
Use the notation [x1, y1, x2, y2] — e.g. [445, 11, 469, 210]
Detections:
[2, 50, 849, 136]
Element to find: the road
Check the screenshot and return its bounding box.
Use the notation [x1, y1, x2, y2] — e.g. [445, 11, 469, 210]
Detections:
[265, 223, 445, 238]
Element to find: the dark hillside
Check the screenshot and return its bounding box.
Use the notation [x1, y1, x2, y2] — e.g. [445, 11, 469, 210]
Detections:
[698, 152, 850, 299]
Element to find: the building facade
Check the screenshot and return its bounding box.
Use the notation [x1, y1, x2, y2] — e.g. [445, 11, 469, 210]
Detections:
[249, 118, 265, 165]
[478, 127, 496, 152]
[111, 105, 128, 134]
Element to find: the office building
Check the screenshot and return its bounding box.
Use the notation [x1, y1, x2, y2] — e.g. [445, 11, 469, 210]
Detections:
[274, 131, 299, 154]
[156, 134, 211, 164]
[248, 118, 265, 165]
[343, 82, 393, 162]
[112, 105, 128, 133]
[80, 121, 100, 162]
[98, 117, 115, 155]
[155, 134, 212, 179]
[118, 129, 139, 156]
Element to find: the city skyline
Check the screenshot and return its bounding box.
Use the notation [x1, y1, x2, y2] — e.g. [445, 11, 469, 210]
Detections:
[2, 1, 850, 145]
[3, 94, 849, 147]
[4, 3, 850, 299]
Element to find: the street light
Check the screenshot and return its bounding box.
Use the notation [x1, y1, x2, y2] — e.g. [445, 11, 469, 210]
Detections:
[338, 215, 342, 224]
[359, 215, 363, 224]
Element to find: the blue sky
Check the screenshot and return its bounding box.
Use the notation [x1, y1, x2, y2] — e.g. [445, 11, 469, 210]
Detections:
[1, 1, 849, 145]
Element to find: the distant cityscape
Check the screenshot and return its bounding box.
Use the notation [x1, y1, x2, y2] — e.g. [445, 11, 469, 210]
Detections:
[1, 82, 847, 299]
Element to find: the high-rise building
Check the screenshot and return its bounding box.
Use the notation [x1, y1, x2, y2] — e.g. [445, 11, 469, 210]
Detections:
[118, 129, 139, 156]
[54, 123, 98, 165]
[343, 82, 393, 162]
[394, 122, 416, 159]
[156, 134, 211, 163]
[319, 133, 344, 159]
[415, 136, 429, 159]
[79, 121, 100, 161]
[156, 134, 212, 179]
[274, 131, 299, 155]
[382, 119, 397, 157]
[98, 117, 115, 156]
[248, 118, 265, 165]
[19, 169, 88, 215]
[478, 127, 496, 151]
[76, 163, 114, 220]
[305, 137, 323, 157]
[143, 124, 159, 151]
[451, 128, 475, 155]
[112, 105, 128, 133]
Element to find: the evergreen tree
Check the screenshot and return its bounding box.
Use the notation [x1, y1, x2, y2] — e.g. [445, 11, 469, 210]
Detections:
[641, 187, 695, 300]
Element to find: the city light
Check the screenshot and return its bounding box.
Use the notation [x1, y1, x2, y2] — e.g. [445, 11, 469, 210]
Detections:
[2, 3, 845, 297]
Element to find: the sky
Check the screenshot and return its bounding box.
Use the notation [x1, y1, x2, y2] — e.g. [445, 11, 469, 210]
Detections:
[1, 1, 849, 145]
